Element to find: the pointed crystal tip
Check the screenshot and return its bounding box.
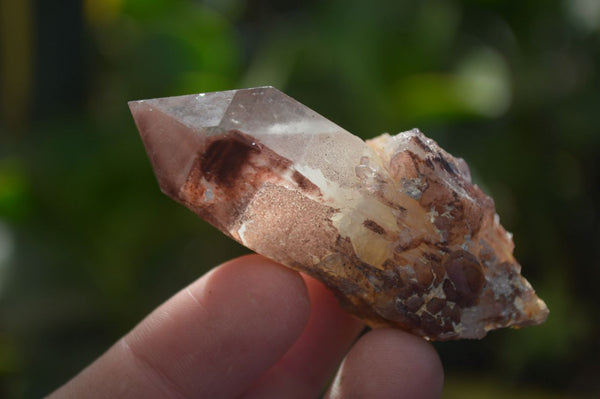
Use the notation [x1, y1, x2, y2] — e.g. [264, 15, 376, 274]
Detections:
[128, 88, 242, 198]
[129, 101, 196, 198]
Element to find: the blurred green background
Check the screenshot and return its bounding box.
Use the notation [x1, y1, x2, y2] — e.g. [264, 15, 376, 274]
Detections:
[1, 0, 599, 397]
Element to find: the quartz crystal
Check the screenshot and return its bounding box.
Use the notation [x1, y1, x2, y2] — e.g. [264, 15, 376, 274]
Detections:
[129, 87, 548, 340]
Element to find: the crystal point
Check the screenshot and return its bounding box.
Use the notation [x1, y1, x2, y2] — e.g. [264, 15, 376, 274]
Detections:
[129, 87, 548, 340]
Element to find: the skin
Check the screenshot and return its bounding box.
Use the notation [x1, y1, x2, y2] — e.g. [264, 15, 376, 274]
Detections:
[48, 255, 444, 398]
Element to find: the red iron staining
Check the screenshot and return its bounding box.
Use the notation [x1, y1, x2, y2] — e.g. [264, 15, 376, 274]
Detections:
[396, 283, 415, 299]
[406, 296, 425, 312]
[426, 297, 446, 314]
[443, 279, 461, 303]
[421, 312, 443, 336]
[201, 130, 261, 188]
[389, 151, 419, 181]
[292, 170, 321, 195]
[363, 219, 386, 235]
[415, 264, 435, 287]
[443, 250, 485, 307]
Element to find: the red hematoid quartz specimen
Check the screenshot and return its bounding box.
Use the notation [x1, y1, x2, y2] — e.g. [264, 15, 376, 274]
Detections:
[129, 87, 548, 340]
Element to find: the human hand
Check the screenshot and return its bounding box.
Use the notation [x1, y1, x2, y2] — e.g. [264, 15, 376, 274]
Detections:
[48, 255, 443, 398]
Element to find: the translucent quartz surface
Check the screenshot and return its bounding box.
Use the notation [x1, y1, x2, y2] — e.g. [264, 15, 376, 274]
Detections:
[130, 87, 548, 340]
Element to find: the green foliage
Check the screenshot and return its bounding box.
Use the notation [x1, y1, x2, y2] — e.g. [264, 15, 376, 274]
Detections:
[0, 159, 30, 222]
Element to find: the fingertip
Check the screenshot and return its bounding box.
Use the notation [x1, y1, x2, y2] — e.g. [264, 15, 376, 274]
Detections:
[328, 328, 444, 399]
[241, 274, 364, 399]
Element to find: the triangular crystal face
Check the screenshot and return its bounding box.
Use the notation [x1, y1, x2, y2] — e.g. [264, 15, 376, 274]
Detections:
[129, 87, 548, 340]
